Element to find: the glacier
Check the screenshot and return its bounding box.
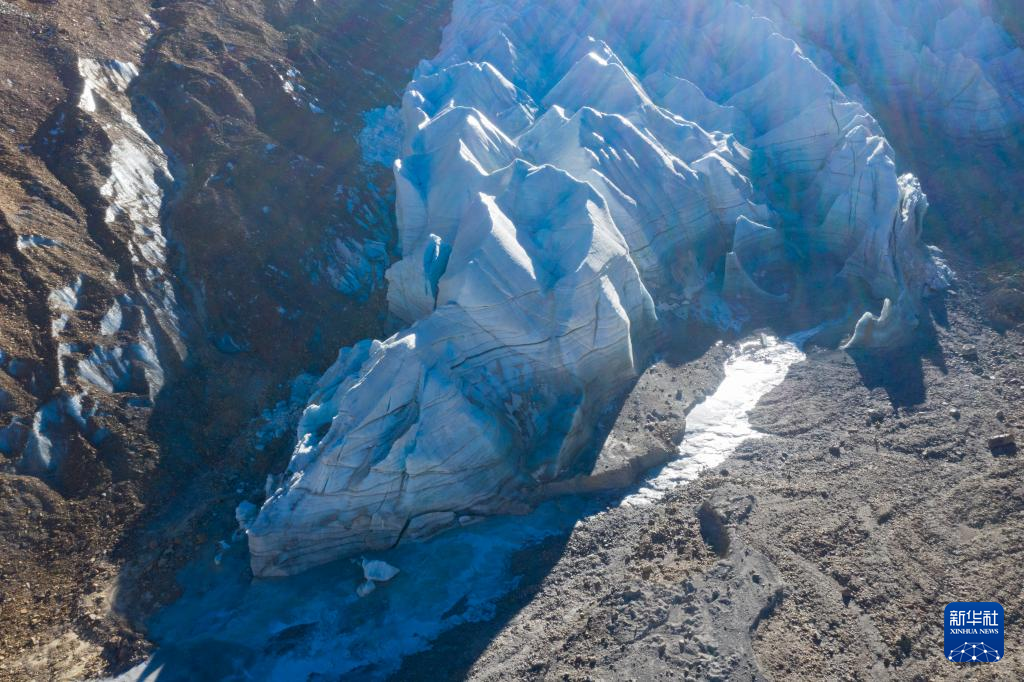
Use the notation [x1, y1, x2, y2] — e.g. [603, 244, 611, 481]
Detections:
[247, 0, 949, 576]
[749, 0, 1024, 141]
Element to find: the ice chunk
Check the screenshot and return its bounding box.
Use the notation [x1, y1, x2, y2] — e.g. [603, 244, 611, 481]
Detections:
[361, 558, 400, 583]
[354, 558, 399, 597]
[235, 501, 259, 532]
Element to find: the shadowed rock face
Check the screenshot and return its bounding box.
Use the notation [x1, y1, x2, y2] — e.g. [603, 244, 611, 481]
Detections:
[248, 0, 950, 577]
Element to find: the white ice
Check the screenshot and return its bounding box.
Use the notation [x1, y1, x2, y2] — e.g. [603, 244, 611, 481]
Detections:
[751, 0, 1024, 139]
[77, 58, 185, 360]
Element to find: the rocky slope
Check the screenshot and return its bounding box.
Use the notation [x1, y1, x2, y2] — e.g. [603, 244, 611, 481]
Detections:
[0, 0, 450, 679]
[0, 1, 178, 678]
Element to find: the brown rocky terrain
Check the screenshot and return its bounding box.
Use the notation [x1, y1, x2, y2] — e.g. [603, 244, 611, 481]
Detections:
[0, 0, 451, 679]
[2, 1, 166, 678]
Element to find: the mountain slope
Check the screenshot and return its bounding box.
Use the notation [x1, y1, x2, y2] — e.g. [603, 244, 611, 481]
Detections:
[0, 0, 450, 678]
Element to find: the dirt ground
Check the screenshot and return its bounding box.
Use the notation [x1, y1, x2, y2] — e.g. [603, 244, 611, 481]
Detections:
[395, 259, 1024, 682]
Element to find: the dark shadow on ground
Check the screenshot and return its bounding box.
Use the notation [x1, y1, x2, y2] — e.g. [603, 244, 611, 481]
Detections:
[847, 296, 948, 409]
[388, 531, 575, 681]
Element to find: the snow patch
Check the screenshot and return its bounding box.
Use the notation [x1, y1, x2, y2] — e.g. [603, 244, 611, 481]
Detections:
[77, 58, 185, 360]
[48, 276, 82, 337]
[16, 234, 60, 250]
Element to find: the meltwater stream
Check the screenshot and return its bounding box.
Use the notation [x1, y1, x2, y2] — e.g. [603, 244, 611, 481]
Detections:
[111, 334, 806, 682]
[623, 334, 807, 506]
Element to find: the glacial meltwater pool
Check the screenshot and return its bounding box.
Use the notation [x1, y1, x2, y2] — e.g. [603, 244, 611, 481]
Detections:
[107, 333, 808, 682]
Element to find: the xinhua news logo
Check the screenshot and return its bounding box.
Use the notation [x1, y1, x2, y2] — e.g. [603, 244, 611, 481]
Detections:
[944, 602, 1004, 663]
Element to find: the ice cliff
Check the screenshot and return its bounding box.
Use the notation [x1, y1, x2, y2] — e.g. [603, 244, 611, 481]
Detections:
[248, 0, 948, 576]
